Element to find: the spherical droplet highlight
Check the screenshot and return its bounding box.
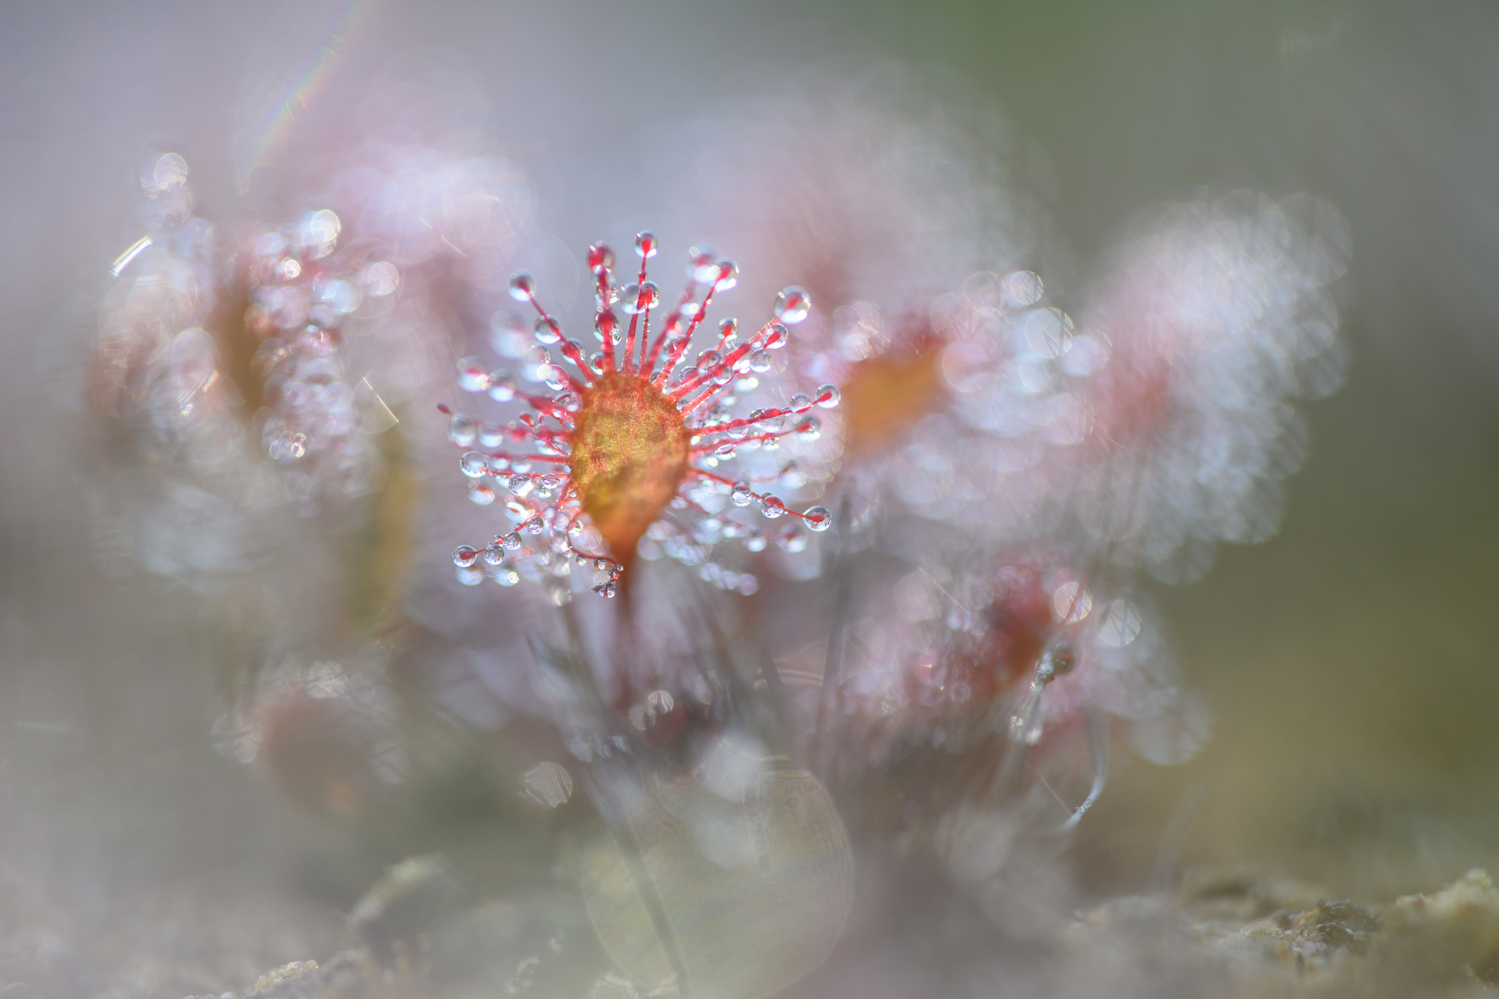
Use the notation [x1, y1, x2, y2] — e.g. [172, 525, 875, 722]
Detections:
[773, 286, 813, 324]
[508, 271, 537, 302]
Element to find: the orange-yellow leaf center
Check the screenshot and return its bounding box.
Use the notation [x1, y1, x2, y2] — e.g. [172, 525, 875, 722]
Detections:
[570, 370, 692, 563]
[840, 348, 946, 456]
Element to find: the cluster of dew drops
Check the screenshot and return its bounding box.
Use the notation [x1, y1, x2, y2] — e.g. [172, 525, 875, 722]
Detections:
[446, 233, 841, 599]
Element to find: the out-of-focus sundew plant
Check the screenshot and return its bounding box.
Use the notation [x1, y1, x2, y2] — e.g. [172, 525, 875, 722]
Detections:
[9, 1, 1499, 997]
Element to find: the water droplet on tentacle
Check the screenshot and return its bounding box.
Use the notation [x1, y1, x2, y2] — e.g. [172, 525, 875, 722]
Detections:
[509, 271, 537, 302]
[773, 285, 813, 324]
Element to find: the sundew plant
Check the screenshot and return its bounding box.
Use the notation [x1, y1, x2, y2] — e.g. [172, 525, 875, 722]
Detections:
[443, 233, 836, 600]
[82, 61, 1352, 999]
